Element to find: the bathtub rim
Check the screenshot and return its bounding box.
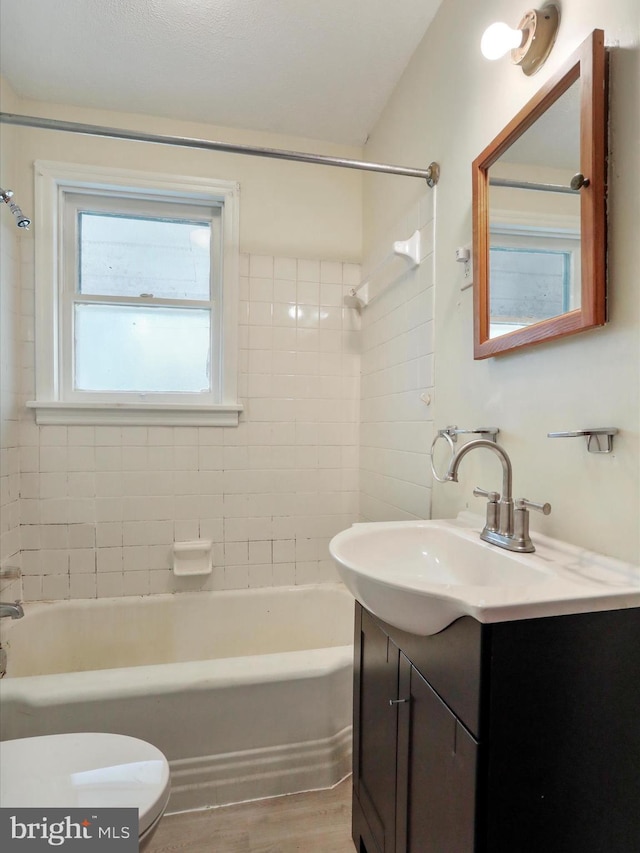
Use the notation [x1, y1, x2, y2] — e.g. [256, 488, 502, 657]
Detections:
[0, 581, 355, 678]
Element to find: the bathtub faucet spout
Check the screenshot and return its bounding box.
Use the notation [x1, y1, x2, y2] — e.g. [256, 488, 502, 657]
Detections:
[0, 601, 24, 619]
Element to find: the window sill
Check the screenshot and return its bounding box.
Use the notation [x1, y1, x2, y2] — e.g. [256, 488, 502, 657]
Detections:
[26, 401, 243, 427]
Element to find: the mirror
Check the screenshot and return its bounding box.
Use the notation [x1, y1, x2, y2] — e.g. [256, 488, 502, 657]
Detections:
[472, 30, 607, 358]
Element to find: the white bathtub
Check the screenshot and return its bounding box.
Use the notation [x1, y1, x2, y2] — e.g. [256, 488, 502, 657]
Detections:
[0, 584, 354, 812]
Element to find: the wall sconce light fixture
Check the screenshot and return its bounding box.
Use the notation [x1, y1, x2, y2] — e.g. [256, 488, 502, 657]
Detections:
[481, 4, 560, 76]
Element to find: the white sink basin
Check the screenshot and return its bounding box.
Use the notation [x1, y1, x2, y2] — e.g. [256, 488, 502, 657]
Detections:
[329, 514, 640, 635]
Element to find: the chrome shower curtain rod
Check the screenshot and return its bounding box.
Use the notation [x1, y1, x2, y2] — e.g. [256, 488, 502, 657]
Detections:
[489, 176, 578, 195]
[0, 112, 440, 186]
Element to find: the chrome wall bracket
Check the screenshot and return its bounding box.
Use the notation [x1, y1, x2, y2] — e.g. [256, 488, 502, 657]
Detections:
[547, 428, 619, 454]
[430, 426, 500, 483]
[440, 425, 500, 443]
[426, 162, 440, 188]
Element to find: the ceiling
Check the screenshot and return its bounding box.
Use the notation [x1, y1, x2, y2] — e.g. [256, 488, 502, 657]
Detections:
[0, 0, 443, 146]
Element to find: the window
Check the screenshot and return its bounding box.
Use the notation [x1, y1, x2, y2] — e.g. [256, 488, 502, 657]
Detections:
[489, 245, 572, 337]
[489, 220, 580, 339]
[30, 162, 241, 425]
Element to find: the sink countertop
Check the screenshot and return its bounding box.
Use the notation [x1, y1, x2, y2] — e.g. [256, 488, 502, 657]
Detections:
[329, 513, 640, 635]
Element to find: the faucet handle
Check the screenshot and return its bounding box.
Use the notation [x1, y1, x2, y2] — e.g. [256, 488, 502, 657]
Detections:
[473, 486, 500, 502]
[516, 498, 552, 515]
[513, 499, 551, 552]
[474, 487, 500, 532]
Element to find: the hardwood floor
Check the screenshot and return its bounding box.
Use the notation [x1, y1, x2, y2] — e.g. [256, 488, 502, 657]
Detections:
[148, 777, 354, 852]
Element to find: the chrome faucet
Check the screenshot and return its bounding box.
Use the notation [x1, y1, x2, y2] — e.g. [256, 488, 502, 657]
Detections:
[0, 601, 24, 619]
[445, 439, 551, 553]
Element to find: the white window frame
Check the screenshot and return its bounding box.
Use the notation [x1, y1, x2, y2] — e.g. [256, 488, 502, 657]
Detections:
[62, 193, 223, 404]
[29, 161, 242, 426]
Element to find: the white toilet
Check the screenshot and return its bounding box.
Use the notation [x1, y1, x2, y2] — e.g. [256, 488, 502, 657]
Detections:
[0, 733, 171, 850]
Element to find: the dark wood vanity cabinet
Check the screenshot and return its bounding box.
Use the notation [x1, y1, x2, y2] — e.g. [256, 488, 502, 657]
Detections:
[352, 602, 640, 853]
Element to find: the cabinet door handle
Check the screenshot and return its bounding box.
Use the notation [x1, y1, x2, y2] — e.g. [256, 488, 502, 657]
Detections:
[389, 698, 407, 706]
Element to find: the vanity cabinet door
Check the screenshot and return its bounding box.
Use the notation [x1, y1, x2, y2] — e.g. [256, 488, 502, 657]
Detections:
[396, 656, 478, 853]
[354, 607, 401, 853]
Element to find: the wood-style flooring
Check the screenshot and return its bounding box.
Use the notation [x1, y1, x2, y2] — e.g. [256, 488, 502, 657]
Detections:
[148, 777, 354, 852]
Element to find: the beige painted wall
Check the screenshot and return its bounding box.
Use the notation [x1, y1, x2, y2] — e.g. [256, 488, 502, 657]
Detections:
[3, 85, 363, 261]
[363, 0, 640, 563]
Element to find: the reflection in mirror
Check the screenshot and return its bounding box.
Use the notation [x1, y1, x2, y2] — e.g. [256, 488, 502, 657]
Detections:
[488, 81, 581, 338]
[472, 30, 607, 359]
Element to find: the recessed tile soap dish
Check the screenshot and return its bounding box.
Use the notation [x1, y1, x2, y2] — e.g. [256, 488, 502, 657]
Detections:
[172, 540, 213, 576]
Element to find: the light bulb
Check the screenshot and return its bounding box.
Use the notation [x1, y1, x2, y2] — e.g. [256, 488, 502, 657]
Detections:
[481, 22, 524, 61]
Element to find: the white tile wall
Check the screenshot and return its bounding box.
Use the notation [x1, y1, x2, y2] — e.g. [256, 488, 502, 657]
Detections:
[0, 218, 22, 582]
[359, 191, 436, 521]
[18, 254, 361, 600]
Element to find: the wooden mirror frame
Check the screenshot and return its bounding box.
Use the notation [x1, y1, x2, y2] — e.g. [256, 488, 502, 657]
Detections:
[473, 30, 607, 359]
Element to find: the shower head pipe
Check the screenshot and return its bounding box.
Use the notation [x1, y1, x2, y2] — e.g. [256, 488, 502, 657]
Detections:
[0, 187, 31, 229]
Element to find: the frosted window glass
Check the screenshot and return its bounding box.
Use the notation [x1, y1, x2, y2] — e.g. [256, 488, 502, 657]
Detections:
[74, 304, 212, 393]
[490, 248, 569, 321]
[79, 213, 211, 300]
